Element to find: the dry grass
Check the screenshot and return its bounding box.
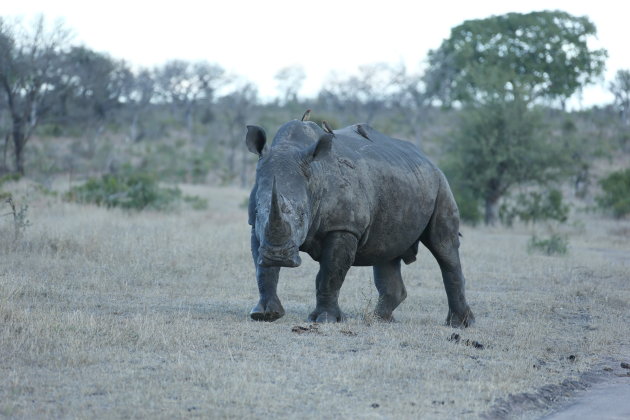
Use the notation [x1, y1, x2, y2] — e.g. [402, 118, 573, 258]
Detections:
[1, 180, 629, 419]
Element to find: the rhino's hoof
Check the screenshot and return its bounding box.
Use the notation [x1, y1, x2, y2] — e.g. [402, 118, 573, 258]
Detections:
[374, 312, 396, 323]
[308, 308, 346, 323]
[446, 307, 475, 328]
[250, 300, 285, 322]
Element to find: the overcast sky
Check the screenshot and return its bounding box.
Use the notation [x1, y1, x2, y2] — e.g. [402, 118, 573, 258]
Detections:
[2, 0, 627, 107]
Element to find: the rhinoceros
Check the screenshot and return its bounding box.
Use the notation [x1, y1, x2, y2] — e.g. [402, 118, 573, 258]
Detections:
[245, 119, 474, 327]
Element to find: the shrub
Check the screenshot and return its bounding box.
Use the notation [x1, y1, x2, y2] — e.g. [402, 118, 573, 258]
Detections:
[66, 171, 182, 211]
[596, 168, 630, 218]
[500, 189, 569, 227]
[527, 233, 569, 256]
[0, 175, 30, 241]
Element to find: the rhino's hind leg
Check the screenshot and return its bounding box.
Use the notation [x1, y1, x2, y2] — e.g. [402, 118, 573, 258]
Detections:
[373, 258, 407, 321]
[420, 183, 475, 328]
[308, 231, 358, 323]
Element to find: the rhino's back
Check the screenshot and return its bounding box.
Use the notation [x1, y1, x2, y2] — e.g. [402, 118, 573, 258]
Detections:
[327, 125, 443, 265]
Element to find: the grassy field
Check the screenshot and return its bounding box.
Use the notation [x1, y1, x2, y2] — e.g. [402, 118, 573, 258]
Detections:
[1, 180, 629, 419]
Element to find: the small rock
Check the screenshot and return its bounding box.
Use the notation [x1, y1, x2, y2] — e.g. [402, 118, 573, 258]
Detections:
[621, 362, 630, 370]
[604, 367, 613, 372]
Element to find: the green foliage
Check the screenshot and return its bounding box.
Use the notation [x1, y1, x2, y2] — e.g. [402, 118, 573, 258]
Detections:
[182, 195, 208, 211]
[596, 168, 630, 218]
[137, 141, 218, 183]
[426, 10, 607, 225]
[449, 183, 482, 225]
[425, 11, 607, 106]
[500, 189, 570, 227]
[527, 233, 569, 256]
[66, 171, 182, 211]
[441, 99, 569, 224]
[0, 174, 21, 202]
[0, 173, 21, 186]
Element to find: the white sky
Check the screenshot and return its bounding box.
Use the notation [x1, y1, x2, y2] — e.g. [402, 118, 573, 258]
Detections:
[2, 0, 628, 107]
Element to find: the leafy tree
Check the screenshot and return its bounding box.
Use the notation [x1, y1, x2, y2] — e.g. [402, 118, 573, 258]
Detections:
[62, 47, 133, 123]
[58, 47, 134, 159]
[443, 98, 569, 224]
[596, 168, 630, 218]
[425, 11, 607, 224]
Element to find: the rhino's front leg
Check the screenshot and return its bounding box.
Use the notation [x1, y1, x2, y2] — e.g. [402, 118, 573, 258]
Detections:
[250, 230, 284, 321]
[308, 231, 358, 323]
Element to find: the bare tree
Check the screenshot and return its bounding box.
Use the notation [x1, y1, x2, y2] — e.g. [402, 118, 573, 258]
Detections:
[388, 65, 431, 146]
[217, 82, 258, 186]
[153, 60, 224, 141]
[0, 16, 71, 174]
[274, 65, 305, 105]
[127, 69, 155, 142]
[318, 63, 396, 124]
[610, 69, 630, 126]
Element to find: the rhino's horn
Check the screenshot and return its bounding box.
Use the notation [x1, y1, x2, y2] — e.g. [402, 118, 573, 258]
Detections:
[265, 178, 291, 244]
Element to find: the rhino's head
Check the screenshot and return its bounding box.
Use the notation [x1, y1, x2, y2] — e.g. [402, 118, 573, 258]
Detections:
[246, 124, 332, 268]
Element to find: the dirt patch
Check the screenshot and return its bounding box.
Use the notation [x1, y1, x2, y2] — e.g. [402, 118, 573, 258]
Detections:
[291, 324, 321, 334]
[483, 356, 630, 419]
[448, 333, 485, 349]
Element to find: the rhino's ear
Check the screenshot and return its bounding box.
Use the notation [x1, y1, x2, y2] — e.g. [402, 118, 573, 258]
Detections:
[303, 133, 333, 163]
[246, 125, 266, 157]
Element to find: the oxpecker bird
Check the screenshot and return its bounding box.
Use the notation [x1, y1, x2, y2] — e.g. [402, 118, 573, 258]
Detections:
[301, 109, 311, 122]
[355, 124, 373, 141]
[322, 120, 335, 137]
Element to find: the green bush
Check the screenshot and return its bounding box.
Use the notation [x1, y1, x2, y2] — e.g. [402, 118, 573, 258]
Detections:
[527, 233, 569, 256]
[500, 189, 569, 227]
[596, 168, 630, 218]
[66, 171, 182, 211]
[452, 187, 483, 225]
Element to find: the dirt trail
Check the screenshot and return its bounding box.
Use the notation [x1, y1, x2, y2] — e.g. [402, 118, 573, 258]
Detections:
[484, 356, 630, 419]
[541, 376, 630, 420]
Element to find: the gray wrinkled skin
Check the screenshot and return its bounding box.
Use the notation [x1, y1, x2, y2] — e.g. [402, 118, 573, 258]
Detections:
[246, 120, 474, 327]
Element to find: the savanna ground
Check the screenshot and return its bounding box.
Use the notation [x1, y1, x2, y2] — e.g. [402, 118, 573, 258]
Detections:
[1, 180, 629, 419]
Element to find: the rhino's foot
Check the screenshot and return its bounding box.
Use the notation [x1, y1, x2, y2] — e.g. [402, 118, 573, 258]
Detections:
[308, 305, 346, 323]
[250, 297, 285, 322]
[446, 306, 475, 328]
[373, 311, 396, 323]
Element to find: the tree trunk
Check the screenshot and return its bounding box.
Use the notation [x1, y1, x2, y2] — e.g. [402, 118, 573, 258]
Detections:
[484, 196, 500, 226]
[186, 107, 194, 142]
[12, 118, 26, 175]
[1, 133, 9, 174]
[129, 112, 139, 142]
